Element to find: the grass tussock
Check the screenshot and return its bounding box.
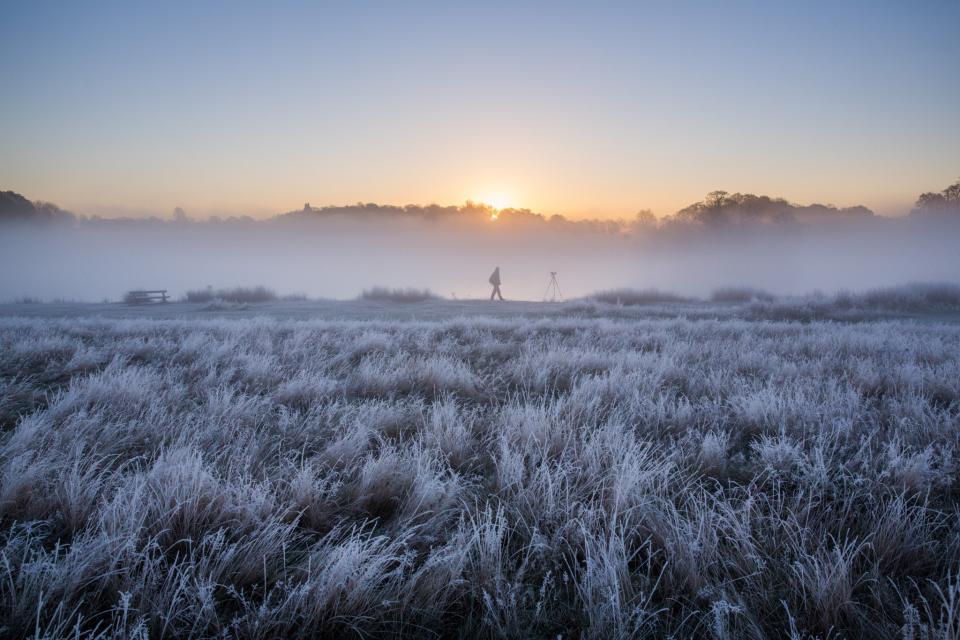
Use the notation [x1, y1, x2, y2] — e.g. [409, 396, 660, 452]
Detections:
[0, 313, 959, 637]
[710, 286, 777, 303]
[359, 286, 441, 303]
[184, 285, 278, 304]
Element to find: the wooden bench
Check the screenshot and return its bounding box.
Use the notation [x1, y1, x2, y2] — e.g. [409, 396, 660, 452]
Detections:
[125, 289, 169, 305]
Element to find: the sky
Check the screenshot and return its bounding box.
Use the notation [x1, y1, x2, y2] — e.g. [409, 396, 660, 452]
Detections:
[1, 0, 958, 220]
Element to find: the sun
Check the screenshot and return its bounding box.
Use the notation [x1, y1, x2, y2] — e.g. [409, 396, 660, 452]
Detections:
[475, 191, 515, 212]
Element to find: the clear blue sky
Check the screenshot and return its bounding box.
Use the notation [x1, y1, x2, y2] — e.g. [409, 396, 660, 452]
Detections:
[1, 0, 958, 218]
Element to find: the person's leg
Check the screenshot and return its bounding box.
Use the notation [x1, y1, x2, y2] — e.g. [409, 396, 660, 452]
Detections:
[496, 285, 504, 301]
[490, 286, 496, 301]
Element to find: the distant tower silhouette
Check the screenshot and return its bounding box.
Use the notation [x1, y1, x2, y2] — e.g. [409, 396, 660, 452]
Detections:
[543, 272, 563, 302]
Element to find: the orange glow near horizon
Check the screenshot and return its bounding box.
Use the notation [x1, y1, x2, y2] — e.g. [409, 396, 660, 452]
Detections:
[1, 4, 956, 222]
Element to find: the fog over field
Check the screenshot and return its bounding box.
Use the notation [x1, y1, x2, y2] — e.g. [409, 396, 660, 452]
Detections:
[2, 186, 960, 302]
[3, 190, 960, 638]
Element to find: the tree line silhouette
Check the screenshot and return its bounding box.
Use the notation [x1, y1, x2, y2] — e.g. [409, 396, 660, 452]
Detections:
[3, 178, 958, 230]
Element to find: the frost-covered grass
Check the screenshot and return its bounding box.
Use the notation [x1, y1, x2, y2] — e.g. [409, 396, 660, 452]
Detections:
[856, 282, 960, 311]
[359, 287, 442, 303]
[588, 288, 692, 306]
[748, 283, 960, 322]
[583, 283, 960, 320]
[1, 314, 960, 638]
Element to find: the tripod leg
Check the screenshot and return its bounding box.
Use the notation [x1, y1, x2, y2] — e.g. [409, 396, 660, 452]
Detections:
[547, 276, 560, 302]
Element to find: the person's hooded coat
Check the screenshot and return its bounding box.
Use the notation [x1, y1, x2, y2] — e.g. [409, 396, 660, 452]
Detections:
[489, 267, 501, 286]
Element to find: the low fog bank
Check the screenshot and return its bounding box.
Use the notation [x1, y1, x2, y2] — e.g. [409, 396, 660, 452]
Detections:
[2, 185, 959, 302]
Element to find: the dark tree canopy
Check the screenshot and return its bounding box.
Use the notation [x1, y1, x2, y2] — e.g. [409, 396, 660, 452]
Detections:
[914, 178, 960, 216]
[0, 191, 36, 220]
[672, 192, 874, 226]
[0, 190, 74, 224]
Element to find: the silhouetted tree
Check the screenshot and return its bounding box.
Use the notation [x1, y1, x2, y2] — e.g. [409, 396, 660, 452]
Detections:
[0, 191, 36, 220]
[945, 180, 960, 203]
[913, 178, 960, 217]
[706, 190, 729, 209]
[673, 191, 875, 226]
[0, 190, 74, 224]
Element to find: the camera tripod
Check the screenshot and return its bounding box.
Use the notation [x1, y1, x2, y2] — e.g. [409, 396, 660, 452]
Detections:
[543, 272, 563, 302]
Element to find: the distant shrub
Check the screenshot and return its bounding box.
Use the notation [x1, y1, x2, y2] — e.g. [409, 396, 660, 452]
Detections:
[710, 287, 777, 303]
[185, 286, 277, 304]
[750, 282, 960, 321]
[589, 288, 691, 305]
[858, 282, 960, 311]
[184, 289, 211, 303]
[359, 287, 441, 303]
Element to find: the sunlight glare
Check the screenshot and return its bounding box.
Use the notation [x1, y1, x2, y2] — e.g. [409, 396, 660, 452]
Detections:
[475, 191, 514, 212]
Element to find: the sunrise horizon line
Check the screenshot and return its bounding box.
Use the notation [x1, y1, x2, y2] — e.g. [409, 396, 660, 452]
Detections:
[9, 184, 949, 222]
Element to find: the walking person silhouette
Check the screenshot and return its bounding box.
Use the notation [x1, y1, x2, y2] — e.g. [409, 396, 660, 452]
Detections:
[489, 266, 504, 301]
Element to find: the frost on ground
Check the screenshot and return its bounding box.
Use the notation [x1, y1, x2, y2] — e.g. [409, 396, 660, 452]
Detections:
[1, 314, 960, 638]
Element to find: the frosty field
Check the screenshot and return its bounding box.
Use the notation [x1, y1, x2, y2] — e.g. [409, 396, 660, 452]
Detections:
[2, 304, 960, 638]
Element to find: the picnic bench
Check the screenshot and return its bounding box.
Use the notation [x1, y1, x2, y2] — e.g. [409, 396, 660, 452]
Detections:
[125, 290, 169, 305]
